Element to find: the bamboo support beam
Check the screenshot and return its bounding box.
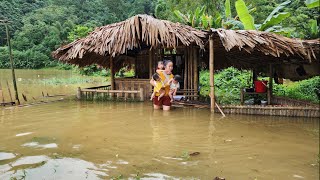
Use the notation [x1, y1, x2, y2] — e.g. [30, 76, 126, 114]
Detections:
[268, 64, 273, 105]
[4, 22, 20, 105]
[6, 80, 13, 102]
[0, 82, 5, 103]
[82, 89, 141, 93]
[77, 87, 82, 99]
[184, 48, 188, 90]
[149, 49, 153, 78]
[110, 56, 115, 91]
[193, 47, 198, 100]
[209, 36, 215, 112]
[139, 87, 144, 101]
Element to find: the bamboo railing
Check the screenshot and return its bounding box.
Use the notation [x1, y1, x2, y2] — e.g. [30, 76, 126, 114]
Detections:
[77, 85, 144, 101]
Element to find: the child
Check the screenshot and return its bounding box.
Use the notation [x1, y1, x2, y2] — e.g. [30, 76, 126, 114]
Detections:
[168, 75, 181, 102]
[156, 61, 164, 73]
[150, 73, 165, 101]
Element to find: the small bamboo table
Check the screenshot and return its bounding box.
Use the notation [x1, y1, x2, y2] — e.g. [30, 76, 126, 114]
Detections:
[240, 90, 269, 105]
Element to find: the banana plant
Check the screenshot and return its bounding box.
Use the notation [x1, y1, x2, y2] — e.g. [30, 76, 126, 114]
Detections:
[308, 19, 319, 39]
[174, 6, 206, 28]
[235, 0, 255, 30]
[235, 0, 292, 35]
[305, 0, 319, 39]
[174, 6, 222, 30]
[305, 0, 320, 8]
[258, 0, 291, 31]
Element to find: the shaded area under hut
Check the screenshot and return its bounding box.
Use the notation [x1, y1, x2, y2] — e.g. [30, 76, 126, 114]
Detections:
[52, 14, 320, 117]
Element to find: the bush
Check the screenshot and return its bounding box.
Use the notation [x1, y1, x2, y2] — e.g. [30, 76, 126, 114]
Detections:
[200, 67, 320, 104]
[200, 67, 251, 105]
[0, 47, 50, 69]
[274, 76, 320, 104]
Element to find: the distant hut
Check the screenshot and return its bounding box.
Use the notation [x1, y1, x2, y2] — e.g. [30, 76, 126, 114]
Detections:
[52, 14, 319, 113]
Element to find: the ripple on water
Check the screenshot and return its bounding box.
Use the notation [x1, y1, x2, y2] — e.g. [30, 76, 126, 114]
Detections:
[1, 156, 109, 179]
[141, 173, 180, 180]
[15, 132, 33, 137]
[21, 142, 58, 149]
[0, 152, 16, 161]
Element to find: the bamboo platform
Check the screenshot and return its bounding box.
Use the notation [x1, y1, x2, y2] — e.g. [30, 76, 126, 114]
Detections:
[77, 85, 145, 101]
[0, 101, 15, 106]
[172, 101, 319, 118]
[220, 105, 319, 118]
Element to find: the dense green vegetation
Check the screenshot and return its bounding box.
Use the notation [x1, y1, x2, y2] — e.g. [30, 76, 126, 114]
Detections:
[200, 68, 320, 104]
[0, 0, 318, 104]
[0, 0, 318, 69]
[0, 0, 155, 69]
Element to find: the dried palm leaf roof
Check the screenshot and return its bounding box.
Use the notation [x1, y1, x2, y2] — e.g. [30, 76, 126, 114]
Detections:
[52, 14, 207, 65]
[210, 29, 319, 63]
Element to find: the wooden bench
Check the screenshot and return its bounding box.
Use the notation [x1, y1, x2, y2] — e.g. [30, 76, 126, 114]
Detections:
[240, 90, 270, 105]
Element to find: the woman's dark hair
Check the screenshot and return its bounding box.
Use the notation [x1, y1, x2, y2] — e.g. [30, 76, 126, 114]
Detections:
[152, 73, 160, 81]
[163, 60, 172, 67]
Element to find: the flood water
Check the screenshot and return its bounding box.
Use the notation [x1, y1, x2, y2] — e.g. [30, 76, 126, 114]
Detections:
[0, 69, 107, 103]
[0, 70, 319, 180]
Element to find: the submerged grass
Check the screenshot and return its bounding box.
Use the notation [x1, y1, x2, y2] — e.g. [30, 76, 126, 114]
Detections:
[41, 76, 107, 85]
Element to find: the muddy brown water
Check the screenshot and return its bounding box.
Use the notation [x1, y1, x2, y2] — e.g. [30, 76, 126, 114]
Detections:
[0, 70, 319, 180]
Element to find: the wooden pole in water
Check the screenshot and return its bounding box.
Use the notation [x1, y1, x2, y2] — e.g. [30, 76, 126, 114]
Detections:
[149, 49, 153, 79]
[110, 56, 115, 91]
[0, 82, 5, 103]
[193, 47, 198, 100]
[209, 35, 215, 112]
[268, 64, 273, 105]
[6, 80, 13, 102]
[184, 47, 188, 90]
[3, 21, 20, 105]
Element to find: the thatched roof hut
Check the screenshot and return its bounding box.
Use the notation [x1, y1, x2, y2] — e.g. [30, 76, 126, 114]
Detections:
[210, 29, 319, 67]
[52, 14, 319, 111]
[207, 29, 319, 80]
[52, 14, 207, 68]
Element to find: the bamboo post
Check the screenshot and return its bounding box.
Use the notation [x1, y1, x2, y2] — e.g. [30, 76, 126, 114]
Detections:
[184, 47, 188, 90]
[215, 102, 226, 117]
[149, 49, 153, 79]
[77, 87, 82, 100]
[0, 82, 5, 103]
[140, 87, 144, 101]
[134, 56, 137, 78]
[4, 21, 20, 105]
[190, 46, 194, 99]
[268, 64, 273, 105]
[6, 80, 13, 102]
[110, 56, 115, 91]
[193, 47, 198, 100]
[188, 47, 192, 92]
[209, 36, 215, 112]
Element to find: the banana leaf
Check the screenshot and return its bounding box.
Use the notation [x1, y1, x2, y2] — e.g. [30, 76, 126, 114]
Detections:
[259, 12, 291, 31]
[260, 0, 291, 30]
[309, 19, 319, 38]
[305, 0, 320, 8]
[235, 0, 255, 30]
[173, 10, 188, 24]
[225, 0, 231, 18]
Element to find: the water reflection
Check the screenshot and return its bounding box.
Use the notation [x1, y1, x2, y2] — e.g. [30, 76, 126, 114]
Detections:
[0, 100, 319, 179]
[1, 155, 108, 180]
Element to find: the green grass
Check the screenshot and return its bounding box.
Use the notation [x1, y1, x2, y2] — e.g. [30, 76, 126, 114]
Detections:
[199, 67, 320, 105]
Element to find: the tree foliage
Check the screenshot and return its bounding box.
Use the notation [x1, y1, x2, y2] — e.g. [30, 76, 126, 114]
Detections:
[0, 0, 155, 69]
